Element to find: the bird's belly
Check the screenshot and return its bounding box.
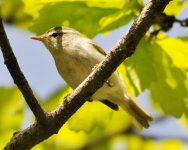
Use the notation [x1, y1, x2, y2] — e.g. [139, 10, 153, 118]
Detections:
[54, 51, 126, 103]
[92, 71, 126, 103]
[55, 54, 96, 89]
[63, 65, 91, 88]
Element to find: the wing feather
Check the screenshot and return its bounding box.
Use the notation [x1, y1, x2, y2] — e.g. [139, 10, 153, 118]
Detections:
[89, 41, 106, 56]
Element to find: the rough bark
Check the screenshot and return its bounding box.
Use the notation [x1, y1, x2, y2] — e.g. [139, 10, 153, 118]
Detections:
[0, 0, 171, 149]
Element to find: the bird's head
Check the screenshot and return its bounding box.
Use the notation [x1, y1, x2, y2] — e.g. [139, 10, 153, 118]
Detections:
[31, 26, 79, 52]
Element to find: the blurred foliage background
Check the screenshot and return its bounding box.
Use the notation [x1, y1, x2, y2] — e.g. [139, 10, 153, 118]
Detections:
[1, 0, 188, 149]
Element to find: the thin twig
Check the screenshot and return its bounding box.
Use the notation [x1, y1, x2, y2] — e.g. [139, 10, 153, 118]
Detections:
[2, 0, 171, 149]
[0, 19, 47, 123]
[148, 12, 188, 39]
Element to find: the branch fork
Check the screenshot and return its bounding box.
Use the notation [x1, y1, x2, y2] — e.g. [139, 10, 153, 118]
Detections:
[0, 0, 171, 149]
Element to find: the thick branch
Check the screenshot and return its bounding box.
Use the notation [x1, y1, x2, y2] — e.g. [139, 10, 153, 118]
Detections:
[3, 0, 171, 149]
[0, 19, 47, 122]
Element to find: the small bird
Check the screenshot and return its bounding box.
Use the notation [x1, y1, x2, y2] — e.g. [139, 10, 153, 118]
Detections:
[31, 26, 152, 128]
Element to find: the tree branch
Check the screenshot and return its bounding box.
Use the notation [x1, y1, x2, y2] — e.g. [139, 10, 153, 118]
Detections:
[0, 19, 48, 123]
[148, 12, 188, 39]
[2, 0, 171, 149]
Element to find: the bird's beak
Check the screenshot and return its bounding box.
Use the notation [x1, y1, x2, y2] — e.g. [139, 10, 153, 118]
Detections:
[30, 36, 46, 42]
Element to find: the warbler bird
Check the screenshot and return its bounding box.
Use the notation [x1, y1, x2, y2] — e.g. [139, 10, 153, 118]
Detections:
[31, 26, 152, 128]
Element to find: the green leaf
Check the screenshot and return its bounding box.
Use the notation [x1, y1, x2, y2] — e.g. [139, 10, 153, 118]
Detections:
[123, 37, 188, 117]
[44, 84, 131, 132]
[124, 39, 158, 95]
[144, 139, 183, 150]
[43, 85, 70, 111]
[68, 101, 131, 132]
[164, 0, 188, 15]
[33, 123, 88, 150]
[98, 0, 143, 34]
[0, 87, 25, 149]
[68, 101, 113, 132]
[0, 0, 33, 27]
[21, 0, 143, 37]
[156, 37, 188, 117]
[28, 1, 122, 37]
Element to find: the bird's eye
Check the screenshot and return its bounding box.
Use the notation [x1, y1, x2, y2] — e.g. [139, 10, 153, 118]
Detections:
[51, 32, 62, 37]
[51, 33, 59, 37]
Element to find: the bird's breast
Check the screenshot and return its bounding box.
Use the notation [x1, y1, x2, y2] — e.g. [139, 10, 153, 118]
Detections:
[54, 48, 98, 89]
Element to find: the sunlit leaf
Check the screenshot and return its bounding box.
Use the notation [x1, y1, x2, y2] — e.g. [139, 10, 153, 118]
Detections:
[43, 85, 70, 111]
[28, 1, 122, 37]
[0, 0, 32, 27]
[156, 37, 188, 116]
[33, 123, 88, 150]
[44, 81, 131, 132]
[20, 0, 143, 37]
[164, 0, 188, 15]
[0, 87, 25, 149]
[1, 0, 188, 149]
[123, 37, 188, 117]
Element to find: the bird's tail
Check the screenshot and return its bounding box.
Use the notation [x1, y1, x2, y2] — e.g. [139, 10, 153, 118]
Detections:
[120, 97, 152, 128]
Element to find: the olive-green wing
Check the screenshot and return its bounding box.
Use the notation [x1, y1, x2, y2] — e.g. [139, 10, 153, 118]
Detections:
[90, 41, 106, 56]
[89, 41, 119, 110]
